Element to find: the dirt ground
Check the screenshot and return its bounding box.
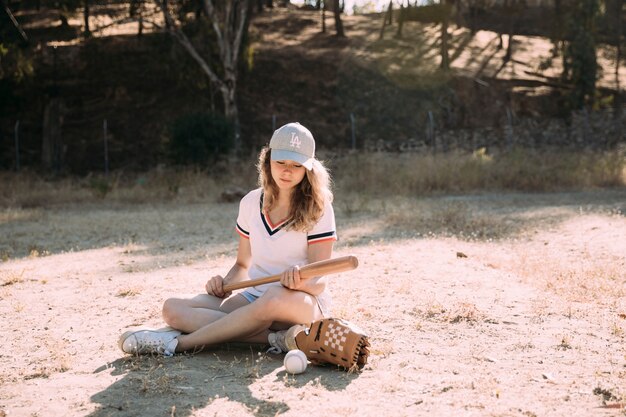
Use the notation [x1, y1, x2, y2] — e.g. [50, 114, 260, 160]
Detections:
[1, 189, 625, 417]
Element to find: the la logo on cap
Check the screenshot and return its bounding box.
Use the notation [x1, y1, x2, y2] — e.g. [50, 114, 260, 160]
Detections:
[269, 122, 315, 170]
[290, 132, 301, 149]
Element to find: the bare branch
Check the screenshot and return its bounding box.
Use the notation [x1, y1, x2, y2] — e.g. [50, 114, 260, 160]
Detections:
[232, 0, 249, 70]
[2, 0, 28, 42]
[156, 0, 224, 89]
[204, 0, 225, 56]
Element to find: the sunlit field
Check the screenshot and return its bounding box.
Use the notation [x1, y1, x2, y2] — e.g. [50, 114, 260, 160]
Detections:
[1, 161, 625, 416]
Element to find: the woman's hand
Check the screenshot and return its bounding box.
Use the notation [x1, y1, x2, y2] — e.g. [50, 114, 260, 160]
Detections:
[205, 275, 231, 298]
[280, 265, 303, 290]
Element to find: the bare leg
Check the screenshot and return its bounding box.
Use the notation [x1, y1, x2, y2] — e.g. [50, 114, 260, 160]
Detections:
[162, 293, 250, 333]
[175, 287, 323, 352]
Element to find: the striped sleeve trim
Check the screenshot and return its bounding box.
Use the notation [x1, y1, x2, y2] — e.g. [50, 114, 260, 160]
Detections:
[236, 223, 250, 239]
[307, 231, 337, 245]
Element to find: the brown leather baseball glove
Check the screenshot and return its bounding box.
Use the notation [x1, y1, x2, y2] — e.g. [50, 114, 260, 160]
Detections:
[285, 318, 370, 371]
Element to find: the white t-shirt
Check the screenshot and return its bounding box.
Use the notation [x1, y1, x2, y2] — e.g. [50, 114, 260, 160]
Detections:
[235, 188, 337, 298]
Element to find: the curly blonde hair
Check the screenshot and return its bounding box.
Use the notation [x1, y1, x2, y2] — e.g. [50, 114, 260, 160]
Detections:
[257, 147, 333, 232]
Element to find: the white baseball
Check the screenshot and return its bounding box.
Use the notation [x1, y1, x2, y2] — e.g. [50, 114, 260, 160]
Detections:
[284, 349, 307, 374]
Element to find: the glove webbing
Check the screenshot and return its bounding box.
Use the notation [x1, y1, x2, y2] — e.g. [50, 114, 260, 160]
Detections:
[314, 321, 323, 341]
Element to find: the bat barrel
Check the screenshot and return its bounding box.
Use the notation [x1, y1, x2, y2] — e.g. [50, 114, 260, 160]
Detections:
[222, 255, 358, 293]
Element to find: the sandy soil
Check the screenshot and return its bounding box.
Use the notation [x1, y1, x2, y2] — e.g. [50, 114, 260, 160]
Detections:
[1, 190, 625, 417]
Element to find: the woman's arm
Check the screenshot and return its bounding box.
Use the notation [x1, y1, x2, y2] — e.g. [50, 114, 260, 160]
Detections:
[223, 236, 252, 284]
[206, 236, 252, 298]
[281, 240, 334, 296]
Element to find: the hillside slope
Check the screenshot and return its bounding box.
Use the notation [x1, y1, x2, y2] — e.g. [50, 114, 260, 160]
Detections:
[1, 6, 624, 173]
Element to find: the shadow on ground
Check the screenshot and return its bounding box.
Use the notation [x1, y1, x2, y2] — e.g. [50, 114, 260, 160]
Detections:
[89, 344, 360, 417]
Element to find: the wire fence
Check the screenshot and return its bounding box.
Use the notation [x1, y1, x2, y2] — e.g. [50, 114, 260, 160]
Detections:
[3, 106, 625, 174]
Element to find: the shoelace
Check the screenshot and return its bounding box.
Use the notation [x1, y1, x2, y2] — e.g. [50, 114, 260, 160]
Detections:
[266, 332, 287, 354]
[137, 334, 175, 356]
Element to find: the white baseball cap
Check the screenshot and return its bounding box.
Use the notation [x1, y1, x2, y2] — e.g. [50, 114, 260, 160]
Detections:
[269, 122, 315, 170]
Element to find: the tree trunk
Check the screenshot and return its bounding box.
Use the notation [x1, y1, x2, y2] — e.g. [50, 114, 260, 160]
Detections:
[468, 0, 476, 34]
[138, 13, 144, 36]
[222, 85, 240, 148]
[440, 3, 450, 70]
[59, 13, 69, 28]
[613, 2, 622, 117]
[395, 3, 404, 38]
[42, 98, 65, 172]
[502, 0, 515, 63]
[379, 0, 392, 40]
[333, 0, 344, 37]
[504, 34, 513, 62]
[606, 0, 621, 100]
[552, 0, 563, 57]
[84, 0, 91, 37]
[163, 0, 170, 28]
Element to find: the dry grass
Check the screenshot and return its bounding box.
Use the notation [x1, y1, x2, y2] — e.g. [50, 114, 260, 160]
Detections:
[1, 148, 624, 208]
[0, 163, 256, 207]
[331, 148, 626, 195]
[384, 199, 519, 240]
[512, 254, 626, 304]
[412, 300, 485, 323]
[0, 270, 25, 286]
[22, 338, 73, 380]
[116, 287, 142, 297]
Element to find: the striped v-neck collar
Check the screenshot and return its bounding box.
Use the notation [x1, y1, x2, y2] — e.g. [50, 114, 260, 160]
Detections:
[260, 193, 291, 236]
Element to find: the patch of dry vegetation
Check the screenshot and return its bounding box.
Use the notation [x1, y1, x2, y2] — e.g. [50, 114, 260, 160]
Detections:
[412, 300, 485, 324]
[21, 338, 73, 380]
[512, 253, 626, 304]
[0, 163, 256, 207]
[383, 199, 518, 240]
[0, 270, 25, 286]
[1, 148, 624, 209]
[331, 148, 626, 195]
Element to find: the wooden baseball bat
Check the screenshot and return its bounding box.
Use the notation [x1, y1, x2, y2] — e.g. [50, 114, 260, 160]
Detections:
[223, 255, 359, 292]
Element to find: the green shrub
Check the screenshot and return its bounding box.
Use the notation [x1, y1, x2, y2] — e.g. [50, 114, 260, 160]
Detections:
[168, 112, 234, 165]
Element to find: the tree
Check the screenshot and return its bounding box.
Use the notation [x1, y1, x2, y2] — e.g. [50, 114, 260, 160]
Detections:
[440, 0, 452, 70]
[603, 0, 622, 102]
[158, 0, 249, 151]
[320, 0, 344, 36]
[83, 0, 91, 37]
[331, 0, 345, 37]
[561, 0, 599, 110]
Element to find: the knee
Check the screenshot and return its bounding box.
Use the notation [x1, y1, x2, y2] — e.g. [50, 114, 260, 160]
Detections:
[252, 288, 288, 321]
[162, 298, 183, 328]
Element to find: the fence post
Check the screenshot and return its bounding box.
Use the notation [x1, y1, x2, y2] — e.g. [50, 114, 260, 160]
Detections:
[427, 111, 435, 153]
[505, 106, 514, 150]
[103, 119, 109, 176]
[14, 120, 20, 171]
[350, 113, 356, 150]
[582, 107, 593, 146]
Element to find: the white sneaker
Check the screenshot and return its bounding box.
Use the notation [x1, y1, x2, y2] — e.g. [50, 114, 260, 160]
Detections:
[118, 327, 181, 356]
[267, 324, 306, 354]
